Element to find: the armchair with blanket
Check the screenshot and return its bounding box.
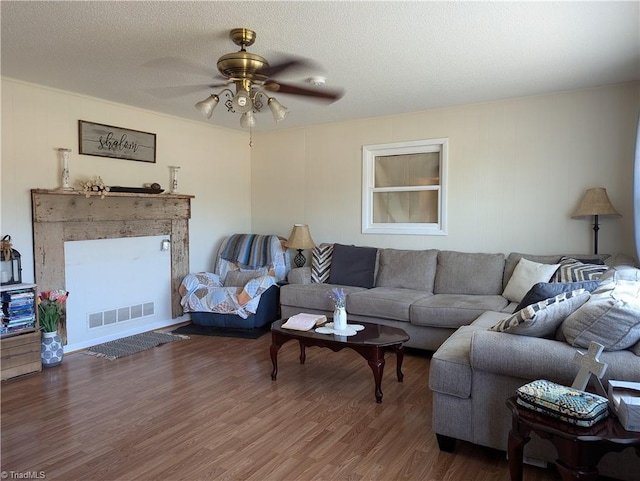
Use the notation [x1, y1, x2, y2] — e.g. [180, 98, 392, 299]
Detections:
[179, 234, 291, 329]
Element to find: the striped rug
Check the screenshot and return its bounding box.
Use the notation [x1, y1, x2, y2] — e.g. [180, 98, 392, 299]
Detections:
[84, 332, 188, 360]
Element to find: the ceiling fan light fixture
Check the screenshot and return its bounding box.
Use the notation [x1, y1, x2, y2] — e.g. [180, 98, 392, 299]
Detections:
[195, 94, 219, 119]
[231, 89, 253, 113]
[268, 97, 289, 123]
[240, 111, 256, 128]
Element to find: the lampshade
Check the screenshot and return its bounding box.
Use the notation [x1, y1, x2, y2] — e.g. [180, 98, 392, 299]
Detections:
[268, 97, 289, 123]
[572, 188, 621, 218]
[195, 94, 219, 119]
[285, 224, 315, 250]
[240, 111, 256, 129]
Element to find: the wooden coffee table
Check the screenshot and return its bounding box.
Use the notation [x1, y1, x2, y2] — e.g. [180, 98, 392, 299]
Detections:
[270, 319, 410, 403]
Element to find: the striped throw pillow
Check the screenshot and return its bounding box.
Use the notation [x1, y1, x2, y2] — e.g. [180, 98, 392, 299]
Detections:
[311, 243, 333, 283]
[490, 289, 589, 337]
[551, 257, 608, 282]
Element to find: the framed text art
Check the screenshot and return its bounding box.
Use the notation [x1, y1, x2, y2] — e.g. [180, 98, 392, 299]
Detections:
[78, 120, 156, 163]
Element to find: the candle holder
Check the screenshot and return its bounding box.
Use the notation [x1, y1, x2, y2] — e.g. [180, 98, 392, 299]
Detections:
[56, 148, 74, 191]
[169, 166, 181, 194]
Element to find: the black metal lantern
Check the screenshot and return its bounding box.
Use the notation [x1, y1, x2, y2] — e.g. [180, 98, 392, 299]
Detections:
[1, 235, 22, 285]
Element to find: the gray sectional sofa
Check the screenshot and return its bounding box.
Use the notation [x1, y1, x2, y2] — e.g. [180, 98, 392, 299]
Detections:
[281, 244, 640, 480]
[281, 246, 624, 351]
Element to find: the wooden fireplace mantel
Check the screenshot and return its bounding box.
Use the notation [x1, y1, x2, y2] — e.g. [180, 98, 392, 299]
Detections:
[31, 189, 194, 319]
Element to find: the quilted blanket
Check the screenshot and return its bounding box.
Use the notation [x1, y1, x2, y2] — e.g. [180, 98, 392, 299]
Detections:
[180, 272, 276, 319]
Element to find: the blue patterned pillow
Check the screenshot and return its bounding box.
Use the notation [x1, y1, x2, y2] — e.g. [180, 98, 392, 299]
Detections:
[515, 280, 600, 311]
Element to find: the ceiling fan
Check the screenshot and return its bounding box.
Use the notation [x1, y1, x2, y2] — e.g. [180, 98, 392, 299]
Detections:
[195, 28, 344, 128]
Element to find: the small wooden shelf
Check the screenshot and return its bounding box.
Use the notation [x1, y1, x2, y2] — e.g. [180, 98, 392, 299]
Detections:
[1, 283, 41, 380]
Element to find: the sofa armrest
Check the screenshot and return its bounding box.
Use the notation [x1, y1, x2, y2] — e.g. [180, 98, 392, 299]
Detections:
[470, 330, 640, 385]
[287, 267, 311, 284]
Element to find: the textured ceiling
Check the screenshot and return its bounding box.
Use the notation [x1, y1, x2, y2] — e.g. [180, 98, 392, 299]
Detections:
[2, 1, 639, 132]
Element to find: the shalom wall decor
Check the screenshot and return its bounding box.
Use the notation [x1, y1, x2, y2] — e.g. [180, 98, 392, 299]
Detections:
[78, 120, 156, 163]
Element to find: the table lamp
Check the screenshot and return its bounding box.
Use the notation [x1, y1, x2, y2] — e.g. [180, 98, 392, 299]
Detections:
[285, 224, 315, 268]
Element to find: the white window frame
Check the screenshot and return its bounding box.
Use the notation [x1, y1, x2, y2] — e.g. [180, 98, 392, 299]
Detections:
[362, 138, 448, 235]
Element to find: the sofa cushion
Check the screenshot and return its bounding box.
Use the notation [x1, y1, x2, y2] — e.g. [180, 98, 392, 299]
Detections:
[601, 265, 640, 282]
[562, 279, 640, 350]
[328, 244, 377, 288]
[280, 283, 368, 311]
[502, 258, 560, 303]
[311, 243, 333, 283]
[490, 290, 590, 338]
[429, 311, 506, 399]
[515, 280, 600, 311]
[434, 251, 505, 295]
[375, 248, 438, 291]
[411, 294, 509, 328]
[550, 257, 608, 282]
[347, 287, 431, 322]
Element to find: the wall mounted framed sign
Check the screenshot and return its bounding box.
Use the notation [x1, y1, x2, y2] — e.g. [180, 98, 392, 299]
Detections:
[78, 120, 156, 163]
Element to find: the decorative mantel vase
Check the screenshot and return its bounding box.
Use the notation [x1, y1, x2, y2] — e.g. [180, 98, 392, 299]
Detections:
[333, 307, 347, 331]
[41, 331, 64, 367]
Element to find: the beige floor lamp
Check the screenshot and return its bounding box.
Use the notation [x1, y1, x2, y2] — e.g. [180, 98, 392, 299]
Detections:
[572, 188, 621, 255]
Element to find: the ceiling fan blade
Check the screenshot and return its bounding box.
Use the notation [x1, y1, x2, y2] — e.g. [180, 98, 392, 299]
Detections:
[259, 57, 312, 78]
[264, 81, 344, 102]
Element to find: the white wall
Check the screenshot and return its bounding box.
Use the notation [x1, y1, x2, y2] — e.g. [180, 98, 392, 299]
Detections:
[2, 78, 638, 328]
[1, 78, 252, 285]
[251, 82, 640, 259]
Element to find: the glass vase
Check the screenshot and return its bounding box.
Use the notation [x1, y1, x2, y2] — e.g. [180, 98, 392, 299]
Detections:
[333, 307, 347, 331]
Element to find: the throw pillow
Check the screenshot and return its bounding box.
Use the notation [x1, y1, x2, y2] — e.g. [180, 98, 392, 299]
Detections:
[490, 290, 590, 338]
[502, 258, 561, 303]
[311, 243, 334, 283]
[550, 257, 608, 283]
[328, 244, 377, 288]
[515, 280, 601, 311]
[561, 279, 640, 350]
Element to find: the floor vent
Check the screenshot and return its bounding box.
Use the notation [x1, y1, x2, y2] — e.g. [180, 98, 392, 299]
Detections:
[88, 302, 154, 329]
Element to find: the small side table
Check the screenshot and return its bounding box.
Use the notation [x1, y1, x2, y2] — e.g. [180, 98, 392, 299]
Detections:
[506, 396, 640, 481]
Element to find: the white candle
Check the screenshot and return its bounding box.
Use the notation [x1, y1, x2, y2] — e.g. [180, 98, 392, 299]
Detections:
[57, 148, 73, 190]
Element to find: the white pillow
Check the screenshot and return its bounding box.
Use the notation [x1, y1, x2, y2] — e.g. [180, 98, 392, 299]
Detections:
[502, 257, 560, 303]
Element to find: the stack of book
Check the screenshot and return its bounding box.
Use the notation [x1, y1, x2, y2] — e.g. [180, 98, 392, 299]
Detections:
[1, 289, 36, 335]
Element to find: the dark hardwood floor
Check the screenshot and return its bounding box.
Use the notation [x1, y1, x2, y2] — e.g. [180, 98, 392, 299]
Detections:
[1, 330, 561, 480]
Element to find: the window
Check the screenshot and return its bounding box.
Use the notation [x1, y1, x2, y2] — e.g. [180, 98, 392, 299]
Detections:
[362, 138, 448, 235]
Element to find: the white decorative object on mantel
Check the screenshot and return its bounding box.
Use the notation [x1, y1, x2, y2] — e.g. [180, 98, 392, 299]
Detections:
[169, 165, 180, 194]
[56, 148, 74, 191]
[572, 341, 608, 392]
